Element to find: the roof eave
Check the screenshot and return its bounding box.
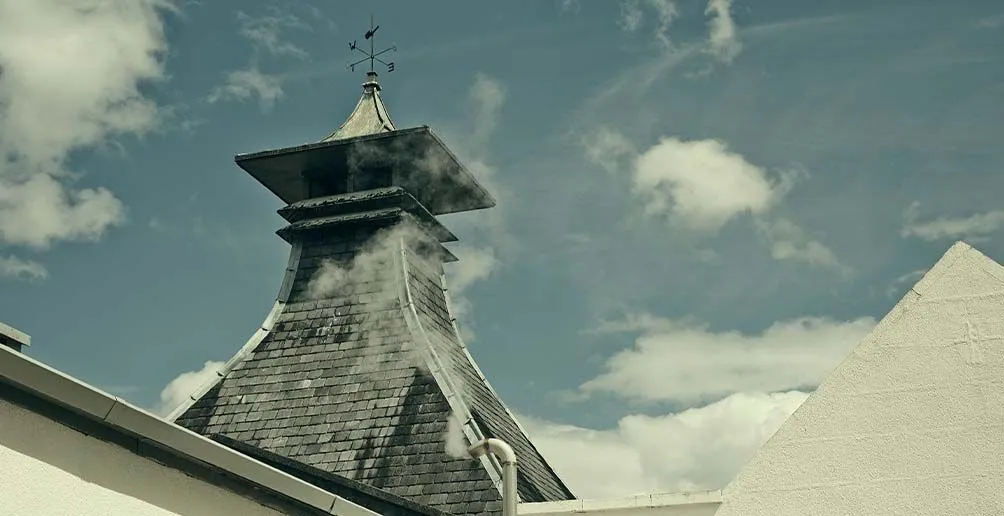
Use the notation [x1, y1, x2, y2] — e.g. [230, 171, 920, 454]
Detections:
[0, 344, 379, 516]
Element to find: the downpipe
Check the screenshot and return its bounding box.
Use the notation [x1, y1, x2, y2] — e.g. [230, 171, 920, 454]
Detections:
[469, 438, 517, 516]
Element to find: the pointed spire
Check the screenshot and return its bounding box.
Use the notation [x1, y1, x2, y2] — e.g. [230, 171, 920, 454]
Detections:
[321, 71, 396, 142]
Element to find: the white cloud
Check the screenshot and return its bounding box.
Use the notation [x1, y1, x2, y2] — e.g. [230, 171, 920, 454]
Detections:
[582, 127, 635, 175]
[705, 0, 741, 63]
[757, 217, 846, 272]
[207, 67, 284, 111]
[0, 0, 171, 250]
[901, 201, 1004, 241]
[580, 314, 875, 403]
[632, 137, 789, 232]
[619, 0, 679, 48]
[0, 255, 48, 281]
[155, 360, 224, 417]
[520, 390, 808, 497]
[579, 130, 843, 269]
[0, 174, 126, 249]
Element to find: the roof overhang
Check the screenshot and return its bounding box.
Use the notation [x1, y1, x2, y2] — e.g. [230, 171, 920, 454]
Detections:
[235, 126, 496, 215]
[0, 344, 380, 516]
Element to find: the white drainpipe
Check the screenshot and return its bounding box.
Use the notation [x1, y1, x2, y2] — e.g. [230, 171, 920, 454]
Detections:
[468, 438, 518, 516]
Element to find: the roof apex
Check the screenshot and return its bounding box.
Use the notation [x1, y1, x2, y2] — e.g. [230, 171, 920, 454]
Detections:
[322, 71, 395, 142]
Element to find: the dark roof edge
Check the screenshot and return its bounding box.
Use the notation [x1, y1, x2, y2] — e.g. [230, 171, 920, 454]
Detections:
[235, 126, 429, 162]
[213, 434, 453, 516]
[440, 272, 577, 500]
[166, 241, 304, 422]
[424, 128, 497, 209]
[395, 241, 506, 496]
[0, 344, 377, 516]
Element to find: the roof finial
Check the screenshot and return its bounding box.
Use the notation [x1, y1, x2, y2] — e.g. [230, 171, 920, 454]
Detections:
[348, 14, 397, 76]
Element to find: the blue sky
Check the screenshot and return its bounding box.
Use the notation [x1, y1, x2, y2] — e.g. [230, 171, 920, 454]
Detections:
[2, 0, 1004, 498]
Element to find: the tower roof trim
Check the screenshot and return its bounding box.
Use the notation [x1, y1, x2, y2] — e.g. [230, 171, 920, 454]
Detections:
[235, 127, 496, 215]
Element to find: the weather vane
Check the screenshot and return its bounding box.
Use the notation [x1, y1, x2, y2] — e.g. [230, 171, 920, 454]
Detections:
[348, 15, 396, 73]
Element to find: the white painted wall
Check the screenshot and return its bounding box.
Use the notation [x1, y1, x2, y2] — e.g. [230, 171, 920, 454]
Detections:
[717, 242, 1004, 516]
[0, 399, 291, 516]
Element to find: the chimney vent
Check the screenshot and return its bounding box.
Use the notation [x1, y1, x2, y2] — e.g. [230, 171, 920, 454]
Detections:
[0, 322, 30, 353]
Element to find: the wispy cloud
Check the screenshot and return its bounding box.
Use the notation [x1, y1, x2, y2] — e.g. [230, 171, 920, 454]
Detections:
[885, 268, 928, 298]
[444, 73, 512, 338]
[619, 0, 679, 49]
[207, 67, 284, 111]
[975, 12, 1004, 29]
[901, 201, 1004, 242]
[0, 255, 48, 281]
[757, 217, 847, 273]
[560, 0, 581, 15]
[705, 0, 741, 63]
[237, 7, 309, 59]
[207, 5, 317, 110]
[446, 245, 498, 341]
[582, 126, 635, 175]
[468, 73, 507, 150]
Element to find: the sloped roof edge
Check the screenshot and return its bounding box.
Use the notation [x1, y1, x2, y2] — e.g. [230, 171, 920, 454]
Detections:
[394, 236, 508, 495]
[721, 240, 998, 495]
[440, 271, 577, 499]
[0, 343, 378, 516]
[166, 241, 304, 422]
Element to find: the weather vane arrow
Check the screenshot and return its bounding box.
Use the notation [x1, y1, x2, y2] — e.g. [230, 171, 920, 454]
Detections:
[348, 15, 396, 73]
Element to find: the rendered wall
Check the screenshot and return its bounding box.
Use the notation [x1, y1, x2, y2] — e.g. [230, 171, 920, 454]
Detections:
[717, 242, 1004, 515]
[0, 399, 289, 516]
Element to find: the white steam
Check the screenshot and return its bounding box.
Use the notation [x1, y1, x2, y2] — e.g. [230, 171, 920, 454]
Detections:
[444, 411, 472, 459]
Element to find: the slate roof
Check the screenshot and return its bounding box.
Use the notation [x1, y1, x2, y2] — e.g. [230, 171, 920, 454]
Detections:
[174, 216, 575, 515]
[321, 72, 395, 142]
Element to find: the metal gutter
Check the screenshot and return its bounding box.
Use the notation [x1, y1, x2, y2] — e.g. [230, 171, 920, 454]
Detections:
[0, 343, 378, 516]
[393, 236, 507, 496]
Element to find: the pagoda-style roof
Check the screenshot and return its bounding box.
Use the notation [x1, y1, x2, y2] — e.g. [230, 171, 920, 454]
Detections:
[235, 127, 495, 215]
[171, 215, 576, 514]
